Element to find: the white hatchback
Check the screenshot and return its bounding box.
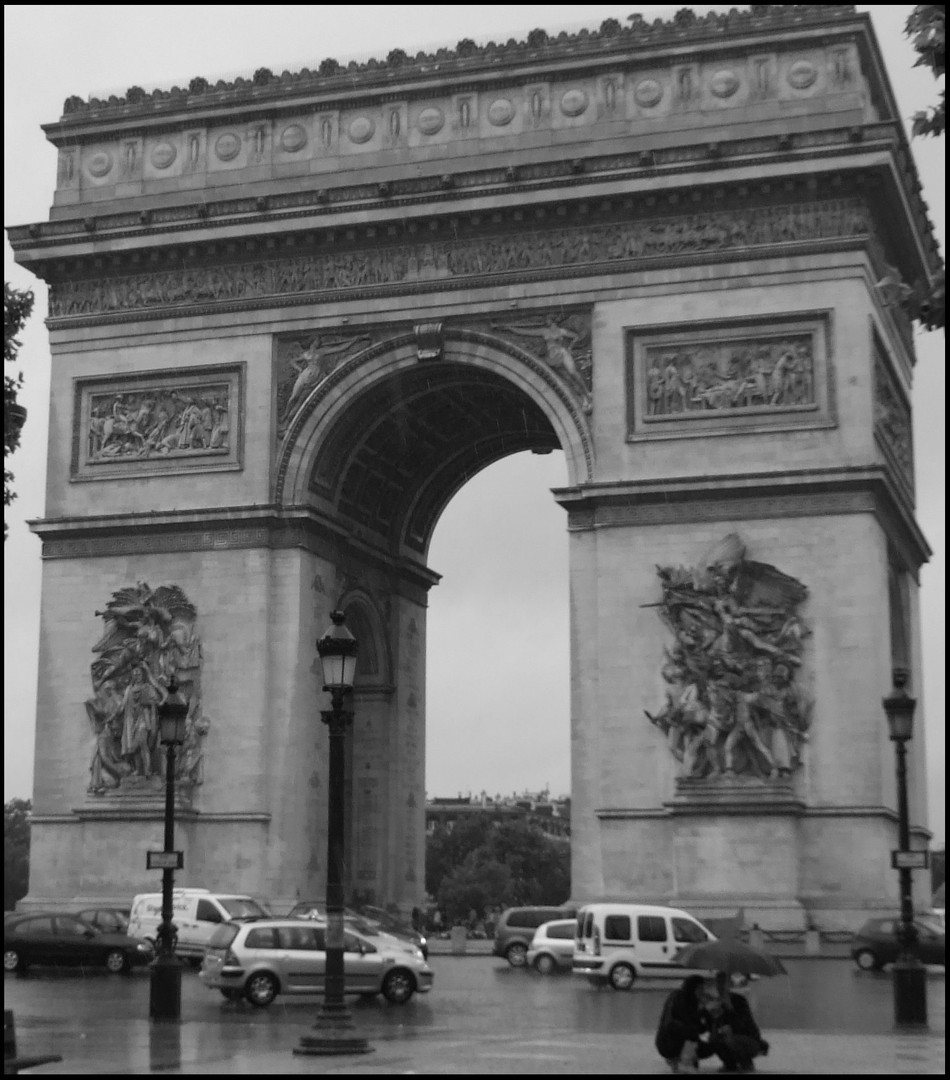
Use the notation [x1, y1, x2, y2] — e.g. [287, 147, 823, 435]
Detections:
[526, 919, 577, 974]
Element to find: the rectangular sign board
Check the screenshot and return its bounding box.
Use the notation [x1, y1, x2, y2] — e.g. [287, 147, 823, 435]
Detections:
[891, 850, 929, 870]
[147, 850, 184, 870]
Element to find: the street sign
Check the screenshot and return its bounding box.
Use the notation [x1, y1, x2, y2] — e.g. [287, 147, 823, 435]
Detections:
[147, 850, 184, 870]
[891, 850, 929, 870]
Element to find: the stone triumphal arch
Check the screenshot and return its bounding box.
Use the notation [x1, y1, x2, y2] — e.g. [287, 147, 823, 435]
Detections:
[11, 6, 937, 927]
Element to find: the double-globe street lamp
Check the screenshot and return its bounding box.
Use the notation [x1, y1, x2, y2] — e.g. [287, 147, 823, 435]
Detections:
[883, 667, 928, 1028]
[149, 675, 190, 1020]
[295, 610, 372, 1056]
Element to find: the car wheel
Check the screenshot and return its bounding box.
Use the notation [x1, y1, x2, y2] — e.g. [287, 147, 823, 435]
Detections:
[3, 948, 26, 974]
[105, 949, 130, 974]
[505, 942, 528, 968]
[609, 962, 636, 991]
[534, 953, 557, 975]
[220, 989, 243, 1003]
[381, 968, 415, 1004]
[854, 948, 882, 971]
[245, 971, 279, 1007]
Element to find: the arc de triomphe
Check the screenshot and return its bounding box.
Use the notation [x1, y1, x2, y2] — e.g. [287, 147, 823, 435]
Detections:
[10, 6, 936, 927]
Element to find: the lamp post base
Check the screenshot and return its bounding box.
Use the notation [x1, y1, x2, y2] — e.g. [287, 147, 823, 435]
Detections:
[149, 955, 184, 1021]
[294, 1003, 373, 1056]
[893, 957, 928, 1028]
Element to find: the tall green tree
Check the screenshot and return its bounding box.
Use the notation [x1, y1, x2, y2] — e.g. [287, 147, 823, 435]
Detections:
[907, 4, 946, 138]
[4, 798, 32, 910]
[904, 5, 946, 331]
[427, 816, 570, 922]
[4, 282, 34, 538]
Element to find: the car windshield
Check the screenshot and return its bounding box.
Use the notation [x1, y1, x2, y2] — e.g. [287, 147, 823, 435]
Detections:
[221, 898, 269, 918]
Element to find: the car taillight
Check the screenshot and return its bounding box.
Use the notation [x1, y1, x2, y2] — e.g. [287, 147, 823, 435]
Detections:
[224, 949, 240, 965]
[593, 930, 601, 957]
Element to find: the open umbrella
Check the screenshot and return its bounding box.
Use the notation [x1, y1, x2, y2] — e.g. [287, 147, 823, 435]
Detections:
[673, 939, 788, 976]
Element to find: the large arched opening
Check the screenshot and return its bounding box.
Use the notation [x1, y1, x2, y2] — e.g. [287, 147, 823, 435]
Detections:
[279, 330, 588, 906]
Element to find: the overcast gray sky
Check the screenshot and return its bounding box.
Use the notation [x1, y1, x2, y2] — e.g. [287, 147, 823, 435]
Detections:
[3, 6, 944, 841]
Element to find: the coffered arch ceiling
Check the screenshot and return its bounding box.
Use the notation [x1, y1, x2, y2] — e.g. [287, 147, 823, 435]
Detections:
[309, 360, 561, 556]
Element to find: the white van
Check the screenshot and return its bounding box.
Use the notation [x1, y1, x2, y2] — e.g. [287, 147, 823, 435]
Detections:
[572, 903, 715, 989]
[128, 888, 270, 962]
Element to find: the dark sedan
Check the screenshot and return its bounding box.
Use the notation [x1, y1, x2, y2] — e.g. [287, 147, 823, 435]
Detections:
[4, 913, 152, 974]
[852, 915, 945, 970]
[76, 907, 131, 934]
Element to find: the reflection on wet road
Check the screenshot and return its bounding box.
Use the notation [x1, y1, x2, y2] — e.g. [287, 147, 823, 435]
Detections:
[3, 955, 944, 1075]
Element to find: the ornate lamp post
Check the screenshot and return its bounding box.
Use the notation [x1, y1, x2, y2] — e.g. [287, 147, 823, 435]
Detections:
[883, 667, 928, 1028]
[149, 675, 189, 1021]
[295, 611, 371, 1056]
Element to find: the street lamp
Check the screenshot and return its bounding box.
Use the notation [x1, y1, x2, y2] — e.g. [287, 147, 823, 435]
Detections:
[883, 667, 928, 1028]
[295, 611, 371, 1056]
[149, 674, 189, 1021]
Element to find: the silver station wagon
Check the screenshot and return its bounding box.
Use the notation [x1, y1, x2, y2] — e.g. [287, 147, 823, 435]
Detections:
[199, 919, 433, 1007]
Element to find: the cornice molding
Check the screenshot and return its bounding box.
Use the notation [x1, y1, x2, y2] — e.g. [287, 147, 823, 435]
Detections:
[28, 504, 441, 594]
[8, 125, 905, 254]
[554, 465, 931, 575]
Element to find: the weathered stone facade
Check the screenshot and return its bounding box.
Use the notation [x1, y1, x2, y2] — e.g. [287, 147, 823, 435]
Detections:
[9, 5, 937, 927]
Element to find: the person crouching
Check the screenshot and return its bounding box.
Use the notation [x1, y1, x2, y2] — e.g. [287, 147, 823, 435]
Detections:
[700, 973, 770, 1073]
[655, 974, 717, 1073]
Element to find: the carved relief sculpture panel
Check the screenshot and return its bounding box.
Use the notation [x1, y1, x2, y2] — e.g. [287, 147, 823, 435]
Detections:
[72, 365, 244, 480]
[274, 332, 378, 439]
[627, 313, 834, 441]
[873, 338, 914, 496]
[85, 582, 209, 800]
[644, 534, 812, 785]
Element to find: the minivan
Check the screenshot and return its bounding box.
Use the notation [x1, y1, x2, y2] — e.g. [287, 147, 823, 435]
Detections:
[573, 902, 715, 989]
[492, 906, 577, 967]
[128, 888, 270, 962]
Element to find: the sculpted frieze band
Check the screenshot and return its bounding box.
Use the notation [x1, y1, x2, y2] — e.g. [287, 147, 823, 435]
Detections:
[49, 199, 872, 319]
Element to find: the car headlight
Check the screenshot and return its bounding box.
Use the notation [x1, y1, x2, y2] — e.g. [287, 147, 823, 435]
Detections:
[136, 943, 150, 952]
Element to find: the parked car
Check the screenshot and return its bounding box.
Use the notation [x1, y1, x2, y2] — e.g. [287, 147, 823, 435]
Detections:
[289, 901, 427, 958]
[851, 915, 946, 970]
[352, 904, 428, 959]
[573, 903, 715, 989]
[128, 888, 270, 962]
[492, 906, 578, 968]
[199, 918, 433, 1007]
[75, 907, 131, 934]
[4, 912, 152, 974]
[526, 918, 577, 974]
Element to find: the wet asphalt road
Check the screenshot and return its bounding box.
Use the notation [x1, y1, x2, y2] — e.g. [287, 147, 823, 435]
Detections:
[4, 956, 945, 1074]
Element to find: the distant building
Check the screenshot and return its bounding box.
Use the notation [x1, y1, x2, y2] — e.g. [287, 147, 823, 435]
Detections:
[425, 789, 571, 838]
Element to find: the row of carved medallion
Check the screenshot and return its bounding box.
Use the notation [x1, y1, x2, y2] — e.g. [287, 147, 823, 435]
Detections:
[60, 46, 858, 192]
[60, 8, 858, 117]
[49, 198, 872, 319]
